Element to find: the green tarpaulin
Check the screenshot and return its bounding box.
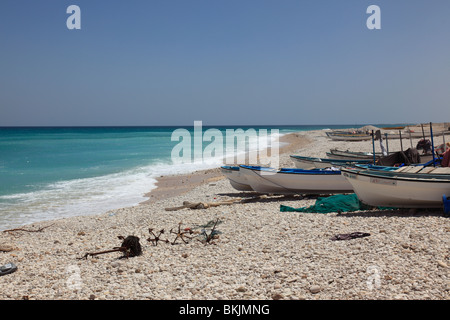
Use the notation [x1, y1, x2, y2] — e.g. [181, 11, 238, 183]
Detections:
[280, 193, 375, 214]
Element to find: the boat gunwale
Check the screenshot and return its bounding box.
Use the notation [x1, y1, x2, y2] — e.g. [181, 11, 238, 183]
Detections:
[239, 165, 342, 175]
[340, 167, 450, 183]
[290, 155, 373, 164]
[221, 166, 240, 171]
[329, 149, 378, 156]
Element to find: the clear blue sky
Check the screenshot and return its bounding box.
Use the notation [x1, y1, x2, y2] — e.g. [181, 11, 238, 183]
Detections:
[1, 0, 449, 126]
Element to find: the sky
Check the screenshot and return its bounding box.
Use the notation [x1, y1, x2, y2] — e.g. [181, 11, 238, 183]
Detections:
[0, 0, 449, 126]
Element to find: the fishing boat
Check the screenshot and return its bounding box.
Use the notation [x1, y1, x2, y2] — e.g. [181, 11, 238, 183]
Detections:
[220, 166, 254, 191]
[382, 130, 448, 139]
[341, 166, 450, 208]
[325, 131, 372, 141]
[330, 148, 379, 157]
[238, 165, 354, 195]
[354, 164, 402, 171]
[328, 148, 438, 165]
[290, 155, 373, 169]
[381, 126, 405, 130]
[326, 148, 380, 160]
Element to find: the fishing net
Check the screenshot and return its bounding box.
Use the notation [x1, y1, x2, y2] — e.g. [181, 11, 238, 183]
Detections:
[377, 148, 421, 166]
[280, 193, 374, 214]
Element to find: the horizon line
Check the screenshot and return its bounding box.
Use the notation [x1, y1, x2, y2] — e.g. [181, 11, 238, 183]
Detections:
[0, 122, 417, 128]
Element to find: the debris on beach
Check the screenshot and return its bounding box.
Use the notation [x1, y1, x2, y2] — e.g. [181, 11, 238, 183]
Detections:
[2, 223, 55, 236]
[0, 262, 17, 277]
[147, 228, 169, 246]
[169, 222, 194, 245]
[0, 244, 15, 252]
[197, 218, 221, 245]
[280, 194, 373, 214]
[196, 218, 223, 229]
[330, 232, 371, 241]
[146, 219, 223, 246]
[78, 235, 142, 260]
[164, 195, 268, 211]
[165, 199, 241, 211]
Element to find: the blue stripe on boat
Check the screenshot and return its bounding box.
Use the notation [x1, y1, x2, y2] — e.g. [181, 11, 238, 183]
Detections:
[221, 166, 240, 171]
[290, 155, 372, 164]
[239, 165, 341, 175]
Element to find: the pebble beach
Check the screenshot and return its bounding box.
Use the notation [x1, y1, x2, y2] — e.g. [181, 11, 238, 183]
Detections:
[0, 128, 449, 301]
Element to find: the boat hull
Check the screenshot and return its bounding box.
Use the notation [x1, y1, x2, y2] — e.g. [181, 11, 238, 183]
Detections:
[326, 152, 375, 160]
[326, 132, 372, 141]
[290, 155, 372, 169]
[341, 168, 450, 208]
[327, 151, 435, 164]
[327, 149, 378, 160]
[383, 131, 448, 139]
[239, 165, 354, 195]
[220, 166, 253, 191]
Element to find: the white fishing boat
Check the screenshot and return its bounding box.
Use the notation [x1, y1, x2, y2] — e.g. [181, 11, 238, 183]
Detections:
[382, 130, 448, 139]
[341, 166, 450, 208]
[220, 166, 253, 191]
[326, 131, 372, 141]
[290, 155, 373, 169]
[238, 165, 354, 195]
[354, 164, 402, 171]
[327, 149, 380, 160]
[327, 149, 436, 164]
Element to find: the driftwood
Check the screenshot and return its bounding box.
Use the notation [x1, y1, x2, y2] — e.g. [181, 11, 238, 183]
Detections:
[165, 199, 241, 211]
[3, 223, 54, 235]
[165, 195, 268, 211]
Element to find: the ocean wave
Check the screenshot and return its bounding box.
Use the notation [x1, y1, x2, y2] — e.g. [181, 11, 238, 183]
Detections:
[0, 166, 158, 230]
[0, 129, 287, 230]
[0, 154, 231, 230]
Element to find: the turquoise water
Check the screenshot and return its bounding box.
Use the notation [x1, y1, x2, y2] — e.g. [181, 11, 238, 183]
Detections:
[0, 124, 362, 229]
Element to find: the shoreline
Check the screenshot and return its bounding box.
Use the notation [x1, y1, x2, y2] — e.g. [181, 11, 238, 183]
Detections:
[140, 131, 313, 205]
[0, 129, 309, 231]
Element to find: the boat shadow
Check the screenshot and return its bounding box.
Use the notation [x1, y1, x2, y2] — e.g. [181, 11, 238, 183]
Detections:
[335, 208, 446, 218]
[216, 191, 306, 203]
[216, 192, 448, 217]
[218, 192, 448, 217]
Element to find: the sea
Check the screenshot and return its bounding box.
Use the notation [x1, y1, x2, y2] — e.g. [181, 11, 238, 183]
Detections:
[0, 124, 372, 230]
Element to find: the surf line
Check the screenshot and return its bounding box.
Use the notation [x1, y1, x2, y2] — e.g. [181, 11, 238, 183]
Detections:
[171, 120, 280, 168]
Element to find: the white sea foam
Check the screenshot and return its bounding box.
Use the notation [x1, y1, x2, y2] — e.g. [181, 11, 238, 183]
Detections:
[0, 130, 286, 230]
[0, 151, 231, 230]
